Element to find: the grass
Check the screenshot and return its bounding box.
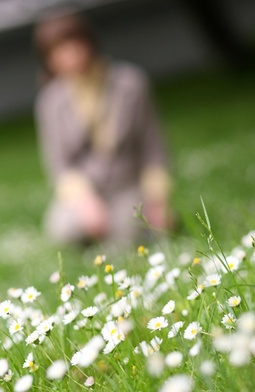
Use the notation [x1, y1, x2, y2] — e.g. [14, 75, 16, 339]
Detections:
[0, 70, 255, 390]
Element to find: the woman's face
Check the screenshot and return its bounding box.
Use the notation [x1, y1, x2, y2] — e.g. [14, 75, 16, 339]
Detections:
[47, 38, 93, 77]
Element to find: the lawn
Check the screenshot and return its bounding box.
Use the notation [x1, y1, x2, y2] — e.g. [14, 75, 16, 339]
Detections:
[0, 70, 255, 391]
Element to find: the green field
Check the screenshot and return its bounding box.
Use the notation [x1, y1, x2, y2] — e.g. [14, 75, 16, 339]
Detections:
[1, 71, 255, 289]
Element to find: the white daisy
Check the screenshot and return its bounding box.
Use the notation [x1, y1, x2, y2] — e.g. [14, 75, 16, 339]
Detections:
[84, 376, 95, 387]
[147, 317, 168, 332]
[221, 313, 237, 329]
[222, 256, 240, 273]
[46, 360, 68, 380]
[227, 296, 241, 307]
[0, 300, 14, 319]
[9, 318, 24, 335]
[162, 300, 175, 315]
[165, 351, 183, 368]
[63, 311, 78, 325]
[60, 283, 74, 302]
[21, 287, 41, 303]
[81, 306, 98, 318]
[36, 316, 54, 336]
[25, 331, 39, 345]
[23, 353, 38, 372]
[7, 288, 23, 299]
[204, 273, 221, 287]
[168, 321, 184, 338]
[187, 287, 203, 300]
[183, 321, 202, 340]
[159, 374, 193, 392]
[14, 374, 33, 392]
[148, 252, 165, 266]
[0, 358, 9, 377]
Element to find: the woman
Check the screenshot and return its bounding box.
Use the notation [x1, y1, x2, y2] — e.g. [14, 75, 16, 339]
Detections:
[34, 12, 171, 246]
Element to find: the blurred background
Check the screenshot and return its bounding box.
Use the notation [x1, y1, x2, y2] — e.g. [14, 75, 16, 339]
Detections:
[1, 0, 255, 295]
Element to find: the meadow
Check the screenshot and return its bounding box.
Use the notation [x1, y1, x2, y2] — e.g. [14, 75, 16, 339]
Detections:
[0, 70, 255, 391]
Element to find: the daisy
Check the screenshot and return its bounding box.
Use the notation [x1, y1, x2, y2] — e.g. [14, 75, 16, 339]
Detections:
[25, 331, 39, 345]
[46, 360, 68, 380]
[221, 313, 237, 329]
[150, 336, 163, 352]
[187, 287, 203, 300]
[147, 317, 168, 332]
[81, 306, 98, 318]
[159, 374, 193, 392]
[101, 321, 125, 344]
[183, 321, 202, 340]
[21, 287, 41, 304]
[49, 271, 60, 284]
[61, 283, 74, 302]
[36, 316, 54, 336]
[189, 340, 202, 357]
[84, 376, 95, 387]
[23, 353, 38, 373]
[3, 369, 13, 382]
[14, 374, 33, 392]
[227, 296, 241, 307]
[7, 288, 23, 299]
[204, 273, 221, 287]
[200, 360, 215, 376]
[94, 254, 106, 266]
[145, 266, 165, 288]
[147, 352, 165, 377]
[0, 358, 9, 377]
[241, 230, 255, 248]
[168, 321, 184, 338]
[165, 351, 183, 368]
[9, 318, 24, 335]
[63, 311, 78, 325]
[222, 256, 240, 273]
[0, 300, 14, 319]
[148, 252, 165, 266]
[162, 300, 175, 315]
[77, 275, 97, 290]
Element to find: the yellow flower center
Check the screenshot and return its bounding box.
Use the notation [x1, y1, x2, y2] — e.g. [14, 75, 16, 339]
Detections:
[211, 279, 217, 285]
[28, 294, 34, 299]
[228, 263, 234, 269]
[110, 328, 117, 335]
[14, 324, 20, 331]
[155, 322, 161, 328]
[4, 307, 9, 313]
[29, 361, 34, 368]
[191, 329, 197, 335]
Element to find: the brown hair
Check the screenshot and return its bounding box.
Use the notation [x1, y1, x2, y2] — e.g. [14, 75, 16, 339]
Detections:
[34, 12, 99, 80]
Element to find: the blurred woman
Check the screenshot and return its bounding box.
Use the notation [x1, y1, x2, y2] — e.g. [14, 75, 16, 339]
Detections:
[34, 12, 171, 246]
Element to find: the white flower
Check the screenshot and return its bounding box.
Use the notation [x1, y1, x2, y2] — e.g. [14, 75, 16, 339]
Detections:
[7, 288, 23, 298]
[46, 360, 68, 380]
[147, 317, 168, 332]
[0, 300, 14, 319]
[184, 322, 202, 340]
[147, 352, 165, 377]
[221, 313, 236, 329]
[148, 252, 165, 266]
[0, 358, 9, 377]
[23, 353, 37, 372]
[150, 336, 163, 352]
[237, 312, 255, 334]
[105, 269, 127, 285]
[3, 369, 13, 382]
[71, 335, 104, 367]
[162, 300, 175, 315]
[222, 256, 240, 273]
[36, 316, 54, 335]
[204, 274, 221, 287]
[25, 331, 39, 345]
[165, 351, 183, 368]
[168, 321, 184, 338]
[187, 287, 202, 300]
[227, 296, 241, 307]
[145, 266, 165, 288]
[81, 306, 98, 318]
[111, 297, 131, 318]
[159, 374, 193, 392]
[61, 283, 74, 302]
[14, 374, 33, 392]
[200, 360, 215, 376]
[9, 318, 24, 335]
[21, 287, 41, 303]
[241, 230, 255, 248]
[229, 349, 250, 367]
[63, 311, 78, 325]
[84, 376, 95, 387]
[101, 321, 125, 344]
[182, 309, 189, 317]
[77, 275, 97, 290]
[189, 340, 202, 357]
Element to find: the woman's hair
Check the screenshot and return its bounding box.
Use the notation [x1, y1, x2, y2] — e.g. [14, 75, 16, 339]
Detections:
[34, 11, 99, 81]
